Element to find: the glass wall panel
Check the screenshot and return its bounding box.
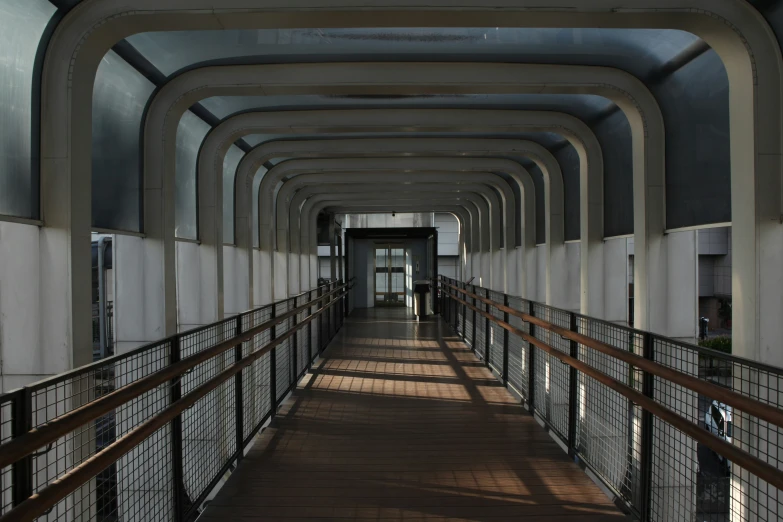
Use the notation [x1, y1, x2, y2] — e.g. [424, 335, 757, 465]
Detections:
[655, 49, 731, 229]
[531, 164, 545, 245]
[0, 0, 55, 219]
[223, 144, 244, 244]
[126, 28, 699, 81]
[556, 145, 581, 242]
[175, 111, 210, 240]
[595, 110, 634, 238]
[252, 166, 267, 248]
[92, 50, 155, 232]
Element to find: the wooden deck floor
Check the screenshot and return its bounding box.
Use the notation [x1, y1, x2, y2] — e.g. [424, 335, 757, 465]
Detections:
[199, 308, 628, 521]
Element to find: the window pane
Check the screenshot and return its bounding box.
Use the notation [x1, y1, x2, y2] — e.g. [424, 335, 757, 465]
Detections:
[0, 0, 55, 219]
[92, 50, 155, 232]
[175, 111, 210, 240]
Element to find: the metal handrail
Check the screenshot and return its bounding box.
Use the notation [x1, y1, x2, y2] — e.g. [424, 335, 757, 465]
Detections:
[0, 281, 348, 522]
[0, 286, 347, 522]
[0, 283, 346, 471]
[440, 280, 783, 491]
[440, 280, 783, 430]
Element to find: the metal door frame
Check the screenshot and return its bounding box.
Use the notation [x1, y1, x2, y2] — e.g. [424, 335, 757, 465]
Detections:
[373, 242, 406, 307]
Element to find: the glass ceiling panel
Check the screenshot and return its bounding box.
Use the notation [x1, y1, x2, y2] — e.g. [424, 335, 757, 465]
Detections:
[126, 28, 700, 81]
[199, 93, 615, 122]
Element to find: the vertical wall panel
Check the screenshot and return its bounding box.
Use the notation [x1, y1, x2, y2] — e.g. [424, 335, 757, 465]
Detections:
[595, 110, 634, 238]
[91, 51, 155, 232]
[557, 144, 581, 241]
[654, 49, 730, 229]
[0, 0, 55, 219]
[222, 144, 244, 244]
[531, 164, 545, 245]
[175, 112, 211, 240]
[252, 166, 267, 248]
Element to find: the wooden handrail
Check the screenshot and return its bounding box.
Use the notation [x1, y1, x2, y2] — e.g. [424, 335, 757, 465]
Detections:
[443, 289, 783, 492]
[440, 279, 783, 430]
[0, 284, 347, 470]
[0, 292, 344, 522]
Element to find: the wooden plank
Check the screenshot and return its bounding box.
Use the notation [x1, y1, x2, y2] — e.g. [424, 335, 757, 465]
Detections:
[201, 308, 629, 520]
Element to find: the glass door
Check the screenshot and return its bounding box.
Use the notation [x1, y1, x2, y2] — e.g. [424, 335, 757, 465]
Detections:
[375, 245, 406, 306]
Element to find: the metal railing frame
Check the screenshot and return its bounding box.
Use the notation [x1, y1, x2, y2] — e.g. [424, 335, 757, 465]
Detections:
[438, 275, 783, 521]
[0, 281, 348, 522]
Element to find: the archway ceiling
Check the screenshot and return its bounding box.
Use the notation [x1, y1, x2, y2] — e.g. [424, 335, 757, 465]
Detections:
[198, 93, 616, 128]
[243, 132, 567, 153]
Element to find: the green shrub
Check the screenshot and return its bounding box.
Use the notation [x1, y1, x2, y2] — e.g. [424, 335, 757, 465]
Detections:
[698, 336, 732, 354]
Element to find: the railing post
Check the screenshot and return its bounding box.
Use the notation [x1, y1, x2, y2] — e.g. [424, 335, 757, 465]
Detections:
[11, 389, 33, 508]
[484, 290, 490, 363]
[168, 335, 186, 522]
[639, 332, 655, 521]
[328, 283, 334, 341]
[270, 306, 277, 415]
[234, 315, 244, 462]
[461, 281, 467, 339]
[567, 312, 579, 457]
[528, 301, 536, 409]
[308, 291, 314, 368]
[471, 286, 477, 350]
[317, 286, 324, 355]
[291, 298, 298, 385]
[502, 294, 510, 386]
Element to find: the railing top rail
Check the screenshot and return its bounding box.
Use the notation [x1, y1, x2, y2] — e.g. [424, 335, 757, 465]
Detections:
[438, 277, 783, 430]
[439, 279, 783, 493]
[438, 275, 782, 375]
[0, 282, 348, 522]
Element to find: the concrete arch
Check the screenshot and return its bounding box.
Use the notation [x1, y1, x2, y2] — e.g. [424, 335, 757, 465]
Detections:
[234, 137, 552, 297]
[236, 137, 549, 251]
[308, 200, 475, 288]
[157, 62, 653, 316]
[298, 193, 474, 287]
[38, 0, 782, 368]
[287, 183, 497, 294]
[137, 61, 646, 333]
[268, 168, 511, 296]
[207, 110, 584, 305]
[301, 193, 479, 295]
[266, 157, 519, 250]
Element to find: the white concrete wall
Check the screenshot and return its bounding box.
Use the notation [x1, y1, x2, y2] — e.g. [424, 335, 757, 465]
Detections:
[666, 230, 699, 343]
[435, 213, 459, 256]
[176, 240, 212, 330]
[438, 257, 459, 280]
[535, 245, 547, 303]
[0, 222, 45, 391]
[345, 212, 434, 228]
[223, 245, 249, 316]
[564, 242, 581, 312]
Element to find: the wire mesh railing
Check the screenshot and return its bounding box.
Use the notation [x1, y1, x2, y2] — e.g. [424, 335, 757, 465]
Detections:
[438, 275, 783, 522]
[0, 281, 347, 522]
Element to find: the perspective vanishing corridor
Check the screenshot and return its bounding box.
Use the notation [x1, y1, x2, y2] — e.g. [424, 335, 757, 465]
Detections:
[200, 308, 626, 521]
[3, 1, 783, 521]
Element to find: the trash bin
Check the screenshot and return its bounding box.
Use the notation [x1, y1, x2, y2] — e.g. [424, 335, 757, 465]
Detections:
[413, 280, 431, 319]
